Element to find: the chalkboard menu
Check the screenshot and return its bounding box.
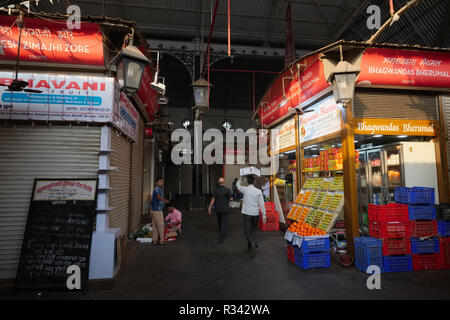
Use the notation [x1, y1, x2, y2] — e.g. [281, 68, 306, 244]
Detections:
[16, 179, 97, 289]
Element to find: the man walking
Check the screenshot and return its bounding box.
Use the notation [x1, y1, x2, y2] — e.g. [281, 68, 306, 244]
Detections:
[208, 177, 233, 244]
[262, 176, 270, 202]
[236, 175, 266, 251]
[150, 177, 170, 245]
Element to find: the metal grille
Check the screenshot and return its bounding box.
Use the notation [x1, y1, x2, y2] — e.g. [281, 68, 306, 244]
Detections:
[353, 90, 438, 120]
[441, 96, 450, 178]
[129, 118, 144, 235]
[0, 124, 100, 279]
[109, 131, 131, 236]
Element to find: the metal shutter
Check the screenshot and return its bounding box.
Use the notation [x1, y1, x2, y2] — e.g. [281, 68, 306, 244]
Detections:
[442, 96, 450, 180]
[354, 90, 438, 120]
[109, 131, 131, 236]
[129, 118, 144, 235]
[0, 124, 100, 280]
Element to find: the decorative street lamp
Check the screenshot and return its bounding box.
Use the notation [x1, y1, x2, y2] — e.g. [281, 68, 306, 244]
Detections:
[191, 77, 211, 109]
[327, 60, 360, 108]
[111, 37, 150, 95]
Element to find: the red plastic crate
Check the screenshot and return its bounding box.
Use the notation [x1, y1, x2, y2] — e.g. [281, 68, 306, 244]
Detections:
[369, 221, 410, 239]
[368, 203, 409, 222]
[287, 245, 295, 263]
[258, 220, 279, 231]
[264, 202, 275, 211]
[266, 212, 279, 222]
[412, 253, 442, 271]
[259, 212, 279, 223]
[409, 220, 437, 237]
[382, 238, 411, 255]
[440, 237, 450, 269]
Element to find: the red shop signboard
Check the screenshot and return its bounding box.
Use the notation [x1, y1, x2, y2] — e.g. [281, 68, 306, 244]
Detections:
[136, 45, 159, 121]
[0, 16, 104, 66]
[357, 47, 450, 88]
[259, 54, 330, 127]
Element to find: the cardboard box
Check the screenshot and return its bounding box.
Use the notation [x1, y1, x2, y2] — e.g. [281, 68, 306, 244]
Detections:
[240, 166, 261, 177]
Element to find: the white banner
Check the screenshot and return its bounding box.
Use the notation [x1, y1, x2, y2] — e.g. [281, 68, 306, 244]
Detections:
[0, 72, 115, 122]
[112, 90, 139, 142]
[271, 117, 296, 152]
[33, 179, 97, 201]
[299, 95, 342, 143]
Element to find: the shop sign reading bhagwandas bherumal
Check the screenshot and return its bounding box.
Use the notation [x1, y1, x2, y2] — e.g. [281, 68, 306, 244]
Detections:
[299, 95, 342, 143]
[352, 118, 438, 136]
[357, 48, 450, 88]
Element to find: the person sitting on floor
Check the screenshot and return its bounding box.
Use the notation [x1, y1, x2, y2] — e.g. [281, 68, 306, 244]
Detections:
[165, 203, 182, 236]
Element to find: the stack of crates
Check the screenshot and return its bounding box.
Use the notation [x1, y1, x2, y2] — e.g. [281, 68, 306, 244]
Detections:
[258, 202, 279, 231]
[395, 186, 442, 271]
[294, 236, 331, 269]
[368, 203, 412, 272]
[437, 204, 450, 268]
[354, 237, 383, 273]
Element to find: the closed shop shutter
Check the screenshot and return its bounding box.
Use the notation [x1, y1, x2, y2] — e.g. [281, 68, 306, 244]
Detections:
[441, 96, 450, 179]
[0, 124, 100, 279]
[109, 130, 131, 236]
[354, 90, 438, 120]
[129, 117, 144, 235]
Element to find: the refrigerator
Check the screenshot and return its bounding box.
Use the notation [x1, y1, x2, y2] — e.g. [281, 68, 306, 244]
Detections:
[357, 141, 439, 234]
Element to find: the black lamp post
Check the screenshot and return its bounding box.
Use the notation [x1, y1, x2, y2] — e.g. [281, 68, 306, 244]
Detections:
[327, 60, 360, 110]
[111, 37, 150, 95]
[190, 77, 211, 210]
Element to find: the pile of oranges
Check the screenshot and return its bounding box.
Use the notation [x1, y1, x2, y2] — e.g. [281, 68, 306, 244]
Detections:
[288, 221, 327, 236]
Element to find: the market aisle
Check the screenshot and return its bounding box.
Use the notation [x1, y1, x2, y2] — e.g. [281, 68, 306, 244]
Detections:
[85, 207, 450, 300]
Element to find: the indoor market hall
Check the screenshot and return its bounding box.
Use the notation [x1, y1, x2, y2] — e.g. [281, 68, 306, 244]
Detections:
[1, 0, 450, 306]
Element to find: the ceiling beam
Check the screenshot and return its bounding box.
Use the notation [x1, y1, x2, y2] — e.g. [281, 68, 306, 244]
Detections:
[264, 0, 282, 45]
[312, 0, 332, 38]
[72, 0, 346, 26]
[403, 9, 431, 46]
[139, 23, 330, 46]
[433, 0, 450, 46]
[332, 0, 372, 41]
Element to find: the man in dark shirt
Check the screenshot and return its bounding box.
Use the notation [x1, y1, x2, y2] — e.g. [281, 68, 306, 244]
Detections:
[208, 177, 233, 244]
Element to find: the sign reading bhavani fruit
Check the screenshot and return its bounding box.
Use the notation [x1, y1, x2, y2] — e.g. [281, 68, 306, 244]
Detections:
[352, 119, 438, 136]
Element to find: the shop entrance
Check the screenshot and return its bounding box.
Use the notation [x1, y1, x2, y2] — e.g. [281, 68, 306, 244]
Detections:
[355, 135, 439, 235]
[274, 150, 297, 216]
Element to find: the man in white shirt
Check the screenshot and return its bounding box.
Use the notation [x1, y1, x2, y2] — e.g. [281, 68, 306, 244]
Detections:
[261, 176, 270, 201]
[236, 175, 266, 251]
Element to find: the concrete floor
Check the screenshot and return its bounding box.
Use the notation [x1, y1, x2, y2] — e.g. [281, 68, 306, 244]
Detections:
[4, 207, 450, 300]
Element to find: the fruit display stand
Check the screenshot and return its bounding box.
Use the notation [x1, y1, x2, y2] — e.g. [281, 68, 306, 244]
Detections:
[284, 176, 345, 269]
[285, 223, 331, 269]
[286, 176, 344, 233]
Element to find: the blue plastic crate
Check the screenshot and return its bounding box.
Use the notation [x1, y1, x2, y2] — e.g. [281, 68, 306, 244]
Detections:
[410, 237, 440, 254]
[438, 220, 450, 237]
[395, 187, 435, 205]
[409, 205, 436, 220]
[383, 255, 413, 273]
[294, 247, 330, 269]
[300, 236, 330, 253]
[354, 237, 382, 259]
[355, 256, 384, 273]
[354, 237, 384, 273]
